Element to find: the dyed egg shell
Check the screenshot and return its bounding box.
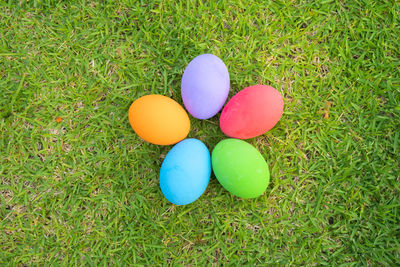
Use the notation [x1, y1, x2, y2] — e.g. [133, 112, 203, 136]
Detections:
[212, 139, 270, 199]
[160, 138, 211, 205]
[181, 54, 230, 119]
[128, 95, 190, 145]
[220, 85, 284, 139]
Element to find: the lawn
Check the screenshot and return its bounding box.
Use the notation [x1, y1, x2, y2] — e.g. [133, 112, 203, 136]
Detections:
[1, 0, 399, 265]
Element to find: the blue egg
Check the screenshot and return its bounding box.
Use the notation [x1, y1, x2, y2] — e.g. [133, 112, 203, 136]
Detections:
[160, 138, 211, 205]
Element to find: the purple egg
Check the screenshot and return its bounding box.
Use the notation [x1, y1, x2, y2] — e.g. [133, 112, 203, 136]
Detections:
[181, 54, 230, 119]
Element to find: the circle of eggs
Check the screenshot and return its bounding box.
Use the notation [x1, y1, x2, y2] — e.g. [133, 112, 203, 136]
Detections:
[128, 54, 285, 205]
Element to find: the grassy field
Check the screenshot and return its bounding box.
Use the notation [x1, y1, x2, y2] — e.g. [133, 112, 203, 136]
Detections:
[1, 0, 399, 265]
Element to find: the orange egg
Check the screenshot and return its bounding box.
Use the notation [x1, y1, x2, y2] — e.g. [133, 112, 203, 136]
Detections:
[128, 95, 190, 145]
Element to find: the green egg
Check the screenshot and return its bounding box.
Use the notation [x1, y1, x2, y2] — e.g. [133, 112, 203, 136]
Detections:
[211, 139, 270, 198]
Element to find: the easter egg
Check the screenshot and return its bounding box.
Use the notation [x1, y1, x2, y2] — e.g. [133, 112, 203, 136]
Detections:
[181, 54, 230, 119]
[128, 95, 190, 145]
[220, 85, 284, 139]
[160, 138, 211, 205]
[211, 139, 270, 199]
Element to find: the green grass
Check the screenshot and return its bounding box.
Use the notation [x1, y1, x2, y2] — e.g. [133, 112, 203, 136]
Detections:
[1, 0, 399, 265]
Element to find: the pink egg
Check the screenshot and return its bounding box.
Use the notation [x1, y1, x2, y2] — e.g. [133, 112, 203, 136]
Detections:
[220, 85, 284, 139]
